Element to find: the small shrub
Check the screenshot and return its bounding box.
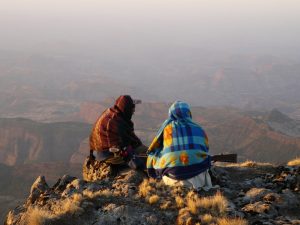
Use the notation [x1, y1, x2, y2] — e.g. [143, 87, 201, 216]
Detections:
[138, 179, 152, 198]
[72, 193, 83, 202]
[101, 189, 112, 197]
[208, 191, 228, 215]
[83, 188, 112, 199]
[186, 217, 194, 225]
[287, 157, 300, 166]
[177, 208, 193, 225]
[26, 207, 54, 225]
[186, 191, 228, 216]
[82, 189, 95, 199]
[217, 217, 248, 225]
[175, 196, 185, 208]
[239, 160, 272, 167]
[148, 195, 160, 204]
[60, 198, 84, 216]
[187, 198, 198, 214]
[160, 200, 172, 209]
[201, 214, 213, 224]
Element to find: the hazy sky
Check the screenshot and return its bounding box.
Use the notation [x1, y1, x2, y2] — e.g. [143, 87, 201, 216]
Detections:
[1, 0, 300, 55]
[0, 0, 300, 108]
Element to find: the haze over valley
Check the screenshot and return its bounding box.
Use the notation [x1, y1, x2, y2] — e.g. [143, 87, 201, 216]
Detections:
[1, 0, 300, 223]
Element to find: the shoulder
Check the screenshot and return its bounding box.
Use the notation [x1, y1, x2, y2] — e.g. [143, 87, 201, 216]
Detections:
[189, 123, 207, 136]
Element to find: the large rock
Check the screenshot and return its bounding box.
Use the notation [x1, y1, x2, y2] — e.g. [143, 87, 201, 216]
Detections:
[27, 176, 49, 205]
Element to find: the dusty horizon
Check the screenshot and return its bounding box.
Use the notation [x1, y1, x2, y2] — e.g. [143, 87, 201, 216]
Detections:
[1, 0, 299, 56]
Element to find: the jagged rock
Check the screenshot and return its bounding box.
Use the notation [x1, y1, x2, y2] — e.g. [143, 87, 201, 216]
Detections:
[111, 170, 146, 197]
[296, 173, 300, 191]
[52, 175, 77, 192]
[210, 166, 229, 186]
[116, 169, 145, 184]
[277, 189, 300, 210]
[234, 196, 250, 206]
[5, 163, 300, 225]
[95, 204, 171, 225]
[145, 215, 159, 225]
[61, 179, 87, 197]
[263, 193, 281, 203]
[270, 165, 300, 191]
[27, 176, 49, 205]
[242, 201, 278, 218]
[68, 178, 86, 190]
[270, 216, 300, 225]
[252, 177, 264, 187]
[291, 220, 300, 225]
[4, 206, 24, 225]
[244, 188, 272, 203]
[85, 182, 105, 192]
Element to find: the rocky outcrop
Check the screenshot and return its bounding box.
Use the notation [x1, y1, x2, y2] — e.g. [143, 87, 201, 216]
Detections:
[264, 109, 300, 138]
[206, 114, 300, 163]
[5, 162, 300, 225]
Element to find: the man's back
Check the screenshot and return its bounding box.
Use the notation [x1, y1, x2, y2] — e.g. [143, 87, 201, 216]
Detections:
[85, 95, 147, 181]
[90, 108, 125, 151]
[89, 96, 142, 152]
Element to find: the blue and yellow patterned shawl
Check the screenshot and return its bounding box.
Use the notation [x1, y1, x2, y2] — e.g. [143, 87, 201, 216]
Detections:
[147, 101, 211, 180]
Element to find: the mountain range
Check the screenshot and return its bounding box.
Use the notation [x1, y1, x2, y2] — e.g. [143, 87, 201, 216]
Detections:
[1, 104, 300, 167]
[1, 50, 300, 117]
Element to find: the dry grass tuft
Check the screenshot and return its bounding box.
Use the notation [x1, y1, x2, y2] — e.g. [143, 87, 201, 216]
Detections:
[186, 190, 197, 199]
[201, 214, 213, 224]
[101, 189, 113, 197]
[217, 217, 248, 225]
[138, 179, 153, 198]
[26, 192, 86, 224]
[26, 207, 54, 225]
[186, 217, 194, 225]
[82, 189, 95, 199]
[239, 160, 272, 167]
[177, 208, 193, 225]
[148, 195, 160, 204]
[187, 198, 198, 214]
[186, 191, 228, 216]
[82, 189, 112, 199]
[60, 198, 84, 215]
[175, 196, 185, 208]
[138, 178, 232, 223]
[160, 200, 172, 209]
[224, 160, 273, 168]
[72, 193, 83, 202]
[287, 157, 300, 166]
[206, 191, 228, 214]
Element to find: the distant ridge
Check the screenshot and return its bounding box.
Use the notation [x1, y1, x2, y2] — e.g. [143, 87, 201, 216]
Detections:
[0, 118, 91, 166]
[265, 109, 293, 123]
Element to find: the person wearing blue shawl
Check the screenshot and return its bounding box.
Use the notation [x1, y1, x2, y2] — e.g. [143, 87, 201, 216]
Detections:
[147, 101, 212, 190]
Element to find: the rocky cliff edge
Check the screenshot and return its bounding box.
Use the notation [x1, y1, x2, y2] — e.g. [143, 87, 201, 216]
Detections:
[5, 160, 300, 225]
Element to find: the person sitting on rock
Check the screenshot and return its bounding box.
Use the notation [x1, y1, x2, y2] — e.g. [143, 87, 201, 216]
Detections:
[147, 101, 212, 191]
[89, 95, 147, 176]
